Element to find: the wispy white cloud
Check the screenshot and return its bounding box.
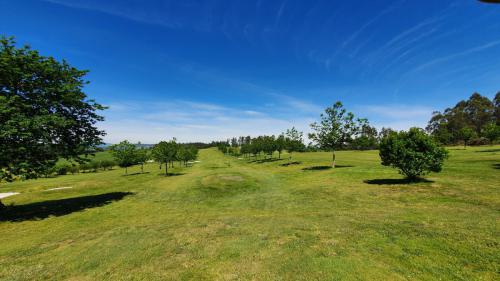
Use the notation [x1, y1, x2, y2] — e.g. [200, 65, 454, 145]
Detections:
[100, 99, 314, 143]
[409, 39, 500, 74]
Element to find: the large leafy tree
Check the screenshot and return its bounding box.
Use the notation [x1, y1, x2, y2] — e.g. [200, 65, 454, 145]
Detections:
[427, 93, 497, 144]
[309, 102, 362, 167]
[379, 128, 448, 181]
[0, 37, 105, 183]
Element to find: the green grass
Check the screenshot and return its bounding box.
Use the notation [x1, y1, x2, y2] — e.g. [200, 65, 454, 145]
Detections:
[56, 150, 115, 165]
[1, 146, 499, 280]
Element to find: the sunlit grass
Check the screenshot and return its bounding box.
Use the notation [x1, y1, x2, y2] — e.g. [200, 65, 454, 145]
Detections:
[1, 146, 499, 280]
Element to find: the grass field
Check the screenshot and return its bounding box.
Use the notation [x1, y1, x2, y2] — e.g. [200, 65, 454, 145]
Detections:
[0, 146, 499, 280]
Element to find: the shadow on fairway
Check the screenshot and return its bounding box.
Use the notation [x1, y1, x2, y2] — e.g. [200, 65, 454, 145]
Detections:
[249, 158, 283, 164]
[364, 178, 434, 185]
[477, 149, 500, 153]
[493, 163, 500, 169]
[157, 172, 185, 177]
[0, 192, 134, 222]
[280, 161, 302, 166]
[302, 165, 354, 171]
[123, 172, 150, 176]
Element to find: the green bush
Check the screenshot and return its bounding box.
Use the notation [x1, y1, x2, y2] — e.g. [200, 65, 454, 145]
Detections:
[100, 159, 116, 170]
[79, 163, 91, 173]
[55, 164, 70, 175]
[379, 128, 448, 180]
[89, 161, 100, 172]
[69, 165, 80, 175]
[469, 137, 489, 146]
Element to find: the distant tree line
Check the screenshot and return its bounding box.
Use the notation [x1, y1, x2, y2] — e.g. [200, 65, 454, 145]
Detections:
[214, 127, 306, 163]
[427, 93, 500, 146]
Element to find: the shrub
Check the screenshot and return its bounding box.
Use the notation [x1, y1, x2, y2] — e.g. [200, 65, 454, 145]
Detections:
[100, 160, 116, 170]
[469, 137, 489, 146]
[89, 161, 100, 172]
[79, 163, 91, 173]
[55, 164, 70, 175]
[379, 128, 448, 180]
[69, 165, 80, 175]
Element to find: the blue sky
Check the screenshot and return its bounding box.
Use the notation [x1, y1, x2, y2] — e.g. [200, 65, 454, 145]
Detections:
[1, 0, 500, 143]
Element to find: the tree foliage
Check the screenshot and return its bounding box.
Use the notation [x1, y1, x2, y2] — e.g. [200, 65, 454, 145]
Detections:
[427, 93, 498, 145]
[0, 37, 106, 181]
[109, 141, 137, 174]
[152, 140, 179, 176]
[285, 127, 305, 161]
[379, 128, 448, 180]
[309, 101, 364, 167]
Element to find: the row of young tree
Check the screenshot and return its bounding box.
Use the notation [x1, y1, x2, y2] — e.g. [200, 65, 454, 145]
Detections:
[109, 140, 199, 176]
[217, 102, 393, 167]
[152, 140, 199, 176]
[215, 127, 306, 162]
[213, 101, 448, 180]
[427, 93, 500, 146]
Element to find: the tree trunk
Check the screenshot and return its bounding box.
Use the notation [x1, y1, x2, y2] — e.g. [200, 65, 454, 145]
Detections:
[125, 166, 128, 175]
[141, 163, 144, 173]
[278, 151, 281, 159]
[165, 163, 168, 176]
[332, 151, 336, 168]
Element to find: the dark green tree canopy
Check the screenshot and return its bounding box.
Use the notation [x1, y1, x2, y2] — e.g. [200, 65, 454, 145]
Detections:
[309, 101, 364, 167]
[426, 93, 498, 144]
[379, 128, 448, 180]
[0, 37, 106, 181]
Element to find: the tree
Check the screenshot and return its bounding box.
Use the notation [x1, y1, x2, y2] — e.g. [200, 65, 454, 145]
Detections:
[465, 93, 495, 134]
[109, 141, 137, 175]
[427, 93, 497, 144]
[379, 128, 448, 181]
[285, 127, 305, 163]
[352, 119, 378, 150]
[152, 140, 178, 176]
[494, 92, 500, 125]
[309, 102, 362, 167]
[0, 37, 106, 182]
[457, 127, 476, 148]
[275, 134, 286, 159]
[483, 123, 500, 144]
[262, 135, 277, 158]
[135, 148, 149, 173]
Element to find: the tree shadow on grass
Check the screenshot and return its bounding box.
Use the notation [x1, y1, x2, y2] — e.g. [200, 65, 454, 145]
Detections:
[0, 192, 134, 222]
[123, 172, 150, 176]
[477, 149, 500, 153]
[302, 165, 354, 171]
[157, 172, 186, 177]
[280, 161, 302, 166]
[364, 178, 434, 185]
[493, 163, 500, 169]
[249, 158, 284, 164]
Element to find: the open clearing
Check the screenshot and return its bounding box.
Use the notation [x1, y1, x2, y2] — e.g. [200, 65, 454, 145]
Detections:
[0, 147, 499, 280]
